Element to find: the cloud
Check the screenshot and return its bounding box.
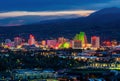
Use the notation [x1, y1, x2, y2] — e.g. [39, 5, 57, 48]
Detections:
[0, 10, 95, 19]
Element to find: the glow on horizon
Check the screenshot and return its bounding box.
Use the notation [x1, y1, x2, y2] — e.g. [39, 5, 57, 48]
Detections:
[0, 10, 95, 19]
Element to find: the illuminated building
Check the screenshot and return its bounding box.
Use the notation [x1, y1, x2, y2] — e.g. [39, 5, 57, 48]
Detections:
[111, 40, 118, 46]
[58, 37, 67, 43]
[72, 40, 82, 49]
[60, 42, 70, 49]
[5, 39, 12, 47]
[41, 40, 46, 46]
[55, 43, 62, 49]
[5, 39, 12, 44]
[28, 34, 36, 45]
[91, 36, 100, 48]
[103, 41, 111, 47]
[69, 40, 73, 48]
[14, 37, 22, 47]
[74, 32, 87, 47]
[47, 40, 57, 48]
[63, 42, 70, 48]
[55, 37, 69, 49]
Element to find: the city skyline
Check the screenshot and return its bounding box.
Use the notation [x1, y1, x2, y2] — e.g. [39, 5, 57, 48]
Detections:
[0, 1, 120, 81]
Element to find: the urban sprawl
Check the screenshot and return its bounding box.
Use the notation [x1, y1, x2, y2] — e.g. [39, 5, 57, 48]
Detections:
[0, 32, 120, 81]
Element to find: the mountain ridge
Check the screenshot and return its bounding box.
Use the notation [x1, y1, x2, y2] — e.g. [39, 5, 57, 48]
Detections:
[0, 7, 120, 41]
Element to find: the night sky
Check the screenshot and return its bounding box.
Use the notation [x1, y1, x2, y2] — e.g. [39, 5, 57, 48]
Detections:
[0, 0, 119, 11]
[0, 0, 119, 26]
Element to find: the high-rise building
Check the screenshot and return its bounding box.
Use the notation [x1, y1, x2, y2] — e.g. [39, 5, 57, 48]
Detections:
[5, 39, 12, 44]
[103, 41, 111, 47]
[28, 34, 36, 45]
[74, 32, 87, 47]
[91, 36, 100, 48]
[5, 39, 12, 47]
[14, 37, 22, 47]
[111, 40, 118, 46]
[72, 40, 82, 49]
[58, 37, 67, 44]
[47, 39, 57, 48]
[41, 40, 46, 46]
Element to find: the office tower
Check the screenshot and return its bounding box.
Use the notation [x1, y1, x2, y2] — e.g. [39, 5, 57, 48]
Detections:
[72, 40, 82, 49]
[74, 32, 87, 47]
[111, 40, 118, 46]
[41, 40, 46, 46]
[14, 37, 22, 47]
[5, 39, 12, 47]
[91, 36, 100, 48]
[47, 39, 57, 48]
[103, 41, 111, 47]
[58, 37, 67, 44]
[28, 34, 36, 45]
[5, 39, 12, 44]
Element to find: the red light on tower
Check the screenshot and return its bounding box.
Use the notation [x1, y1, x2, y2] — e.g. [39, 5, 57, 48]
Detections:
[92, 36, 97, 40]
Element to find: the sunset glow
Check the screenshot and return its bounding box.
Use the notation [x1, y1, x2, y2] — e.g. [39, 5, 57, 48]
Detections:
[0, 10, 95, 18]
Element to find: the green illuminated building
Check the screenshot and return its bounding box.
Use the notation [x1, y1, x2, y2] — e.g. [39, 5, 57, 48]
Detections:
[60, 42, 70, 49]
[74, 32, 87, 47]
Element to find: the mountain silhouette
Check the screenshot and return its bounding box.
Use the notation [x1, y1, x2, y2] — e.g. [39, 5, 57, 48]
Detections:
[0, 7, 120, 41]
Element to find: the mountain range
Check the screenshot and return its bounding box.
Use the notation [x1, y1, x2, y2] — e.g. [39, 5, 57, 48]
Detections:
[0, 7, 120, 42]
